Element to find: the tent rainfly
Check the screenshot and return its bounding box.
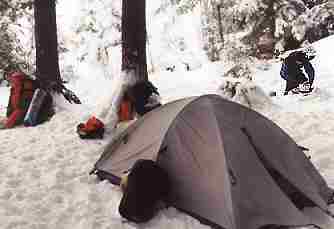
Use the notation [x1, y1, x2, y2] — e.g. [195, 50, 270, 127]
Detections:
[91, 94, 334, 229]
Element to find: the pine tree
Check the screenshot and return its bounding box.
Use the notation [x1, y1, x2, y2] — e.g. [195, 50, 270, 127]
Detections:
[201, 0, 333, 60]
[201, 0, 225, 61]
[292, 1, 334, 43]
[216, 0, 307, 58]
[0, 0, 33, 78]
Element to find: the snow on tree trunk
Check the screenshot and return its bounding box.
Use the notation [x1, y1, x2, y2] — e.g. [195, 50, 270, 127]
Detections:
[96, 0, 148, 128]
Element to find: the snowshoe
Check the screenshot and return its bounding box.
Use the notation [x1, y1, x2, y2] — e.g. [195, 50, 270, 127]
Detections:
[298, 82, 313, 96]
[291, 87, 300, 94]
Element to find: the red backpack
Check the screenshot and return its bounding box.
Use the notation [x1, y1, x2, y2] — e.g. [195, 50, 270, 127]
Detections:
[5, 72, 37, 127]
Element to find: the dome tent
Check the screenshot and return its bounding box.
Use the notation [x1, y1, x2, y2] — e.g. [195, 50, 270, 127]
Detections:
[91, 94, 333, 229]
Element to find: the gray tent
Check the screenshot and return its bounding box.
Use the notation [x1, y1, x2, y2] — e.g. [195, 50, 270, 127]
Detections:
[92, 94, 333, 229]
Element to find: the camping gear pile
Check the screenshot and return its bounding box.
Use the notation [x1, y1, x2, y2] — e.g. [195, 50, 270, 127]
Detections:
[76, 81, 160, 139]
[0, 71, 54, 129]
[77, 116, 105, 139]
[91, 94, 334, 229]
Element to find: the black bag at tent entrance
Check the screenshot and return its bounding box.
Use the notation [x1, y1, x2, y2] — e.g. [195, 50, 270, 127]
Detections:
[118, 159, 170, 223]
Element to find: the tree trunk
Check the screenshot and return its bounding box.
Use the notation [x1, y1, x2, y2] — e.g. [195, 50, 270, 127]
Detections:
[34, 0, 80, 103]
[121, 0, 148, 83]
[34, 0, 62, 88]
[216, 4, 224, 47]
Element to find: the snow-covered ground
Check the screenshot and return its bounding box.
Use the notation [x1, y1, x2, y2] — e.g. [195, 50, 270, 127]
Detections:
[1, 0, 334, 227]
[1, 35, 334, 229]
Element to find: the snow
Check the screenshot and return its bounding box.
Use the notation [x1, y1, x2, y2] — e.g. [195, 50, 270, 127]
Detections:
[1, 0, 334, 228]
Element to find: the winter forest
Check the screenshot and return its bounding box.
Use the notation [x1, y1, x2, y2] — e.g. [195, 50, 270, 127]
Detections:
[1, 0, 333, 81]
[1, 0, 334, 229]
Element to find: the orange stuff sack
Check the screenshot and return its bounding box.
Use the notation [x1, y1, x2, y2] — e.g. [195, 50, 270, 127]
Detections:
[119, 99, 134, 122]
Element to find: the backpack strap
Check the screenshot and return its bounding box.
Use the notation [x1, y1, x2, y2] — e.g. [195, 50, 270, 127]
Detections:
[21, 79, 36, 95]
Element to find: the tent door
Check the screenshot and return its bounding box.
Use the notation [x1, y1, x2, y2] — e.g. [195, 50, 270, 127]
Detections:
[241, 127, 315, 210]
